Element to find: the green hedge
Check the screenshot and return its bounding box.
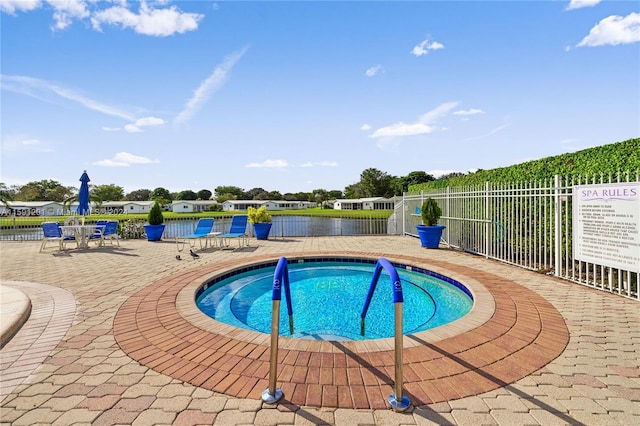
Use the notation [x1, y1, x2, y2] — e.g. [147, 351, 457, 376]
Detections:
[410, 138, 640, 191]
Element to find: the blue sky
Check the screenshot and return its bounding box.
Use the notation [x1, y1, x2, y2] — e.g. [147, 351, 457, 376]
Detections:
[1, 0, 639, 195]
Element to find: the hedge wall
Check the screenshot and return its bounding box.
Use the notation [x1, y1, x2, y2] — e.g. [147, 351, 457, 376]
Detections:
[409, 138, 640, 191]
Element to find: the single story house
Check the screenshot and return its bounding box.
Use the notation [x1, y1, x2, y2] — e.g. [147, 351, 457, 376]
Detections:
[221, 200, 316, 212]
[0, 201, 65, 216]
[172, 200, 218, 213]
[333, 197, 397, 210]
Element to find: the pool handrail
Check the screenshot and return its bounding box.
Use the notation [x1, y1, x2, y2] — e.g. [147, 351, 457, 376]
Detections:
[360, 257, 410, 412]
[262, 256, 293, 404]
[273, 256, 294, 332]
[360, 257, 403, 330]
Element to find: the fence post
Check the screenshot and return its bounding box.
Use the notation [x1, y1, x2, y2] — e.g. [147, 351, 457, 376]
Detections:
[485, 181, 490, 259]
[554, 175, 562, 277]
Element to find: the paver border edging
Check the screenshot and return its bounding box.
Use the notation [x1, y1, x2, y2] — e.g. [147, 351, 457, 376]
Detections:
[114, 251, 569, 409]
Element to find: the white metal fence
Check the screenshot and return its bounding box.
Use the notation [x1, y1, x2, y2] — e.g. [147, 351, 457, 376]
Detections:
[401, 172, 640, 301]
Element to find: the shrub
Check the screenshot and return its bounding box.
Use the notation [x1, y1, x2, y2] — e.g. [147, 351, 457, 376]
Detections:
[420, 198, 441, 226]
[147, 201, 164, 225]
[247, 206, 272, 224]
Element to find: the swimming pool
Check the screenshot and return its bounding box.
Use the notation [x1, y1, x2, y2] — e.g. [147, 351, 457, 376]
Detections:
[196, 258, 473, 341]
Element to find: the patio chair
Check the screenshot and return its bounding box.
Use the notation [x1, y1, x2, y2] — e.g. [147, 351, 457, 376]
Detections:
[176, 218, 215, 252]
[40, 222, 78, 252]
[88, 220, 107, 247]
[219, 215, 249, 249]
[102, 221, 120, 246]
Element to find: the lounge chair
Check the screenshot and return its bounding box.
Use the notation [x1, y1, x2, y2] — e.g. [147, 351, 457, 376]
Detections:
[40, 222, 78, 252]
[176, 218, 215, 252]
[219, 215, 249, 248]
[102, 221, 120, 246]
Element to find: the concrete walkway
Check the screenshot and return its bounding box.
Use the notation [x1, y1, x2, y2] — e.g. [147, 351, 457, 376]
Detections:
[1, 236, 639, 425]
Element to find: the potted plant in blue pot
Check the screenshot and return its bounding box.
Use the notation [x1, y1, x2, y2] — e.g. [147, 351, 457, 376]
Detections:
[143, 200, 165, 241]
[248, 206, 272, 240]
[416, 198, 445, 248]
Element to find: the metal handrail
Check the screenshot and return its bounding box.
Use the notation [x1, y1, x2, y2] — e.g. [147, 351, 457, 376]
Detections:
[360, 257, 410, 411]
[262, 256, 293, 404]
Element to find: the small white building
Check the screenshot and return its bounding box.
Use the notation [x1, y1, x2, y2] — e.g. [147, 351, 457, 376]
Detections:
[0, 201, 65, 216]
[172, 200, 218, 213]
[221, 200, 316, 212]
[333, 197, 397, 210]
[96, 201, 155, 214]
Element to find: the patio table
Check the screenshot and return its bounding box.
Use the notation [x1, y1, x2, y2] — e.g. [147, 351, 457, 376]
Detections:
[60, 224, 105, 249]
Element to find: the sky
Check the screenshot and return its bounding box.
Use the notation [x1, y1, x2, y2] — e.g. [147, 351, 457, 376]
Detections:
[1, 0, 639, 196]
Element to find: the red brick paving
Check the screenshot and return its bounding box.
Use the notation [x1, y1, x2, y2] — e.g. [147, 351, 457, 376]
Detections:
[114, 251, 569, 409]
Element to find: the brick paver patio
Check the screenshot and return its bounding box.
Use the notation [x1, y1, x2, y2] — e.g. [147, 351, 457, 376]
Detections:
[1, 236, 639, 425]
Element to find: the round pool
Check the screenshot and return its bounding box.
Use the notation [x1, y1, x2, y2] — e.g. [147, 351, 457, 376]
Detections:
[196, 258, 473, 341]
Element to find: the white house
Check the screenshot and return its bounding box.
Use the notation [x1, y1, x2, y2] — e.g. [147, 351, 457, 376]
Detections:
[221, 200, 316, 212]
[333, 197, 397, 210]
[95, 201, 155, 214]
[0, 201, 65, 216]
[172, 200, 218, 213]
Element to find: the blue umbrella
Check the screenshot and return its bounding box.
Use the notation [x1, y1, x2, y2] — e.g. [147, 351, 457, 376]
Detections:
[76, 170, 91, 218]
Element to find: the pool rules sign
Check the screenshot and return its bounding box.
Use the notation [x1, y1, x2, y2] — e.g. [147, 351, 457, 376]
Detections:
[573, 182, 640, 272]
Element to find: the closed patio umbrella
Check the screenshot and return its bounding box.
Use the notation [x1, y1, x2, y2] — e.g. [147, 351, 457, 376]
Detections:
[77, 170, 90, 222]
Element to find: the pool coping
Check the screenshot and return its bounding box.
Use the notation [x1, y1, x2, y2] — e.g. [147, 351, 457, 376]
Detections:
[114, 250, 569, 409]
[177, 254, 495, 353]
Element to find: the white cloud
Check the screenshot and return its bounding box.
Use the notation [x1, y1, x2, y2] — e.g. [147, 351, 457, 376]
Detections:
[577, 13, 640, 47]
[1, 134, 52, 153]
[48, 0, 90, 30]
[1, 0, 204, 36]
[125, 116, 166, 132]
[454, 108, 485, 116]
[0, 0, 40, 14]
[565, 0, 601, 11]
[0, 74, 136, 121]
[124, 124, 143, 133]
[102, 126, 120, 132]
[175, 46, 249, 125]
[135, 116, 165, 127]
[360, 124, 372, 131]
[369, 101, 459, 139]
[245, 159, 289, 168]
[365, 65, 383, 77]
[93, 152, 159, 167]
[299, 161, 338, 167]
[411, 37, 444, 56]
[90, 0, 203, 36]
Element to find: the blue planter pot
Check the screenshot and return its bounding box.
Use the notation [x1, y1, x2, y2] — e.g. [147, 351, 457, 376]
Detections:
[416, 225, 445, 249]
[144, 224, 165, 241]
[253, 223, 272, 240]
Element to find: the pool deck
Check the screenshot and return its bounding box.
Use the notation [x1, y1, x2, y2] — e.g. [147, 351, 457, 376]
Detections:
[1, 236, 639, 425]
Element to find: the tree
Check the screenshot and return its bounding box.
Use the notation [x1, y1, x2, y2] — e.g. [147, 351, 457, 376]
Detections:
[328, 190, 343, 200]
[359, 168, 394, 197]
[126, 189, 151, 201]
[310, 188, 329, 206]
[344, 182, 363, 199]
[15, 180, 74, 202]
[214, 186, 244, 200]
[267, 190, 283, 200]
[404, 171, 435, 186]
[176, 190, 198, 200]
[149, 187, 172, 203]
[216, 193, 237, 203]
[197, 189, 212, 200]
[91, 184, 124, 202]
[245, 187, 268, 200]
[0, 183, 15, 205]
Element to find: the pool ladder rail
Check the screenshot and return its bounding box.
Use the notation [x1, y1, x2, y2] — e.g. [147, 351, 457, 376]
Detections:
[261, 256, 411, 412]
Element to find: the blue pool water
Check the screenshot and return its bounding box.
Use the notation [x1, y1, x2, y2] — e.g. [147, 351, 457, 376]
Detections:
[196, 259, 473, 341]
